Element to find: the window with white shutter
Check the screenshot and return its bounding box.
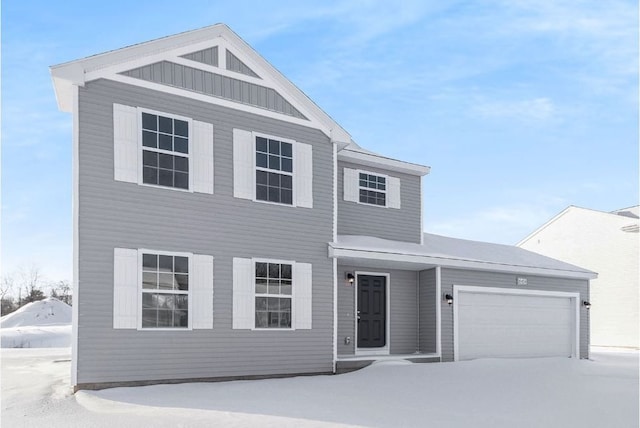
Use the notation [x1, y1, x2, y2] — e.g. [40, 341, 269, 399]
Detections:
[343, 167, 401, 209]
[113, 248, 214, 330]
[113, 104, 214, 193]
[233, 129, 312, 208]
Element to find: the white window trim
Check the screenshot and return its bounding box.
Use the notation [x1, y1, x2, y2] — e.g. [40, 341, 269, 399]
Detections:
[355, 169, 390, 208]
[137, 107, 194, 193]
[451, 285, 581, 362]
[251, 257, 296, 331]
[251, 131, 298, 207]
[137, 248, 194, 331]
[354, 271, 391, 356]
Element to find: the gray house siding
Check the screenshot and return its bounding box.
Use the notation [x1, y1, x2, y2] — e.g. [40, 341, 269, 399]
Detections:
[439, 268, 590, 362]
[76, 79, 333, 386]
[121, 61, 306, 119]
[336, 265, 418, 356]
[419, 268, 437, 354]
[337, 161, 422, 243]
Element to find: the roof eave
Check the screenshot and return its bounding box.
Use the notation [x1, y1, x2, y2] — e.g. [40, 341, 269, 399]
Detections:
[338, 149, 430, 176]
[329, 245, 597, 280]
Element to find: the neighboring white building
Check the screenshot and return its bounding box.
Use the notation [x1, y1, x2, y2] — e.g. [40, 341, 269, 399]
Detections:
[518, 206, 639, 349]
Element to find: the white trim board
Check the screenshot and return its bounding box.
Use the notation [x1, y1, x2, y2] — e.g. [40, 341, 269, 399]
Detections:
[354, 271, 391, 356]
[452, 285, 580, 362]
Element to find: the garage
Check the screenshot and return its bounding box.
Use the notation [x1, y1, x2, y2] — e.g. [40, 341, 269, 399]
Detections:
[454, 286, 579, 361]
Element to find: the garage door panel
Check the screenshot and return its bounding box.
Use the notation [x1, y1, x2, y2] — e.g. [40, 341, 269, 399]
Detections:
[457, 290, 574, 361]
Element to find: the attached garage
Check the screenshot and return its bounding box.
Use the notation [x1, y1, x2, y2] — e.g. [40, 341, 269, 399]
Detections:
[454, 286, 580, 361]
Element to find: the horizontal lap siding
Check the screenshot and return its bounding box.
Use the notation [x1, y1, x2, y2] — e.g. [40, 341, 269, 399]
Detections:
[419, 269, 437, 353]
[439, 268, 590, 362]
[337, 161, 422, 243]
[77, 79, 334, 384]
[336, 265, 418, 355]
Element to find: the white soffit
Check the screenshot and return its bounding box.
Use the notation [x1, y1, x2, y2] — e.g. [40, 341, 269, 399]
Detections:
[338, 148, 431, 177]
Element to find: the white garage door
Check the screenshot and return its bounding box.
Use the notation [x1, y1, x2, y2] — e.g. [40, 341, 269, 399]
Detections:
[456, 287, 577, 361]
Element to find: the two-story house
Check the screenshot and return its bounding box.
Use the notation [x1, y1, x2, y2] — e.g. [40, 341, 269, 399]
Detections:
[51, 24, 596, 391]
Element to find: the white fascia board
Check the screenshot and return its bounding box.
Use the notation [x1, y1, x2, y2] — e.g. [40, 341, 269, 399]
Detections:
[328, 246, 597, 280]
[338, 149, 431, 177]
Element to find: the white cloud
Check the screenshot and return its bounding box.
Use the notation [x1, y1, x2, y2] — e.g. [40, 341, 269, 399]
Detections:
[472, 97, 557, 122]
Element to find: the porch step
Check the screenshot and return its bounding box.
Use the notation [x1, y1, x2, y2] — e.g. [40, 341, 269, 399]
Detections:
[336, 355, 441, 374]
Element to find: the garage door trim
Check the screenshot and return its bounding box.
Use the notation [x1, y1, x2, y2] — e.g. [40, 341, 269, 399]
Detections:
[452, 285, 580, 361]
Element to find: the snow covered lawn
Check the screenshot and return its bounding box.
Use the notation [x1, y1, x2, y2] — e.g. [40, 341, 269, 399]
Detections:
[1, 349, 638, 428]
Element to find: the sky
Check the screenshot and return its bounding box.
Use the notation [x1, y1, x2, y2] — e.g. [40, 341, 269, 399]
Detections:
[1, 0, 638, 284]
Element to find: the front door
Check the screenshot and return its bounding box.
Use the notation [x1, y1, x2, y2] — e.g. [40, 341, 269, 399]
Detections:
[357, 275, 386, 348]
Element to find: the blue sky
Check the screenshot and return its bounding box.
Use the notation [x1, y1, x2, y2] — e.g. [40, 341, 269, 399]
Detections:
[2, 0, 638, 282]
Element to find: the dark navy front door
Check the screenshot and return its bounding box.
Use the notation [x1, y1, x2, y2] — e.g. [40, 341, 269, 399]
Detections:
[357, 275, 386, 348]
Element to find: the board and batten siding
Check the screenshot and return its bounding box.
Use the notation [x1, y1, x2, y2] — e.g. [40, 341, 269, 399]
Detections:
[337, 161, 422, 243]
[76, 79, 334, 386]
[439, 268, 590, 362]
[419, 269, 437, 354]
[337, 265, 418, 356]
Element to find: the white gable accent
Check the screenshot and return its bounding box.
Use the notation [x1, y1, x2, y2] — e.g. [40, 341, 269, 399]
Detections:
[192, 254, 214, 329]
[113, 248, 138, 329]
[113, 104, 138, 183]
[192, 120, 214, 194]
[387, 176, 401, 209]
[232, 257, 255, 329]
[233, 128, 254, 200]
[51, 25, 351, 145]
[293, 262, 313, 330]
[295, 143, 313, 208]
[343, 168, 359, 202]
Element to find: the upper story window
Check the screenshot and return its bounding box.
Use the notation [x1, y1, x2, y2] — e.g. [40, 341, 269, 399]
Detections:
[141, 252, 189, 328]
[255, 136, 293, 205]
[255, 261, 292, 328]
[141, 112, 190, 190]
[359, 172, 386, 206]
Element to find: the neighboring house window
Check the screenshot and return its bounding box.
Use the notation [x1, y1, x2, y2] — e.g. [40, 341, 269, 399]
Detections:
[255, 261, 292, 328]
[359, 172, 386, 206]
[255, 136, 293, 205]
[141, 112, 190, 189]
[141, 252, 189, 328]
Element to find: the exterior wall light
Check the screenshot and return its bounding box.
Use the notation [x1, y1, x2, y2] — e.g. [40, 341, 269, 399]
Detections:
[444, 294, 453, 305]
[583, 300, 591, 309]
[345, 272, 355, 285]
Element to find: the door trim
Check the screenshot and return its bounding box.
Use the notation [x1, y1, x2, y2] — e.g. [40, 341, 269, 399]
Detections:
[452, 285, 580, 362]
[355, 271, 390, 356]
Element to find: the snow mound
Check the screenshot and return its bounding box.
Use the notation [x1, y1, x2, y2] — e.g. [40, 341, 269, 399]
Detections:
[1, 325, 72, 348]
[0, 298, 72, 328]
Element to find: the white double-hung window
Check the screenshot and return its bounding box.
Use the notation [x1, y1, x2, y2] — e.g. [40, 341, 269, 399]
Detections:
[113, 104, 214, 194]
[113, 248, 214, 330]
[233, 129, 313, 208]
[343, 168, 401, 209]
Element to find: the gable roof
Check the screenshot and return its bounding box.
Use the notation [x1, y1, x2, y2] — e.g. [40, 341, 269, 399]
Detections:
[330, 233, 596, 279]
[51, 23, 429, 176]
[517, 205, 640, 246]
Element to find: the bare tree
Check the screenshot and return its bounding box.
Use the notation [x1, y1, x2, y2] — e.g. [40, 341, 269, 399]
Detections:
[18, 265, 46, 304]
[50, 280, 72, 306]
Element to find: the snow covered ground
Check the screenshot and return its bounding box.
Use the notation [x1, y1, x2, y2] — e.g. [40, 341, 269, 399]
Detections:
[1, 348, 638, 428]
[0, 298, 72, 348]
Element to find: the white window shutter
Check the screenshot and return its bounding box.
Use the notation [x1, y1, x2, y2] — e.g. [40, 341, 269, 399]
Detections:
[343, 168, 359, 202]
[387, 176, 401, 209]
[294, 142, 313, 208]
[232, 257, 255, 329]
[192, 121, 214, 194]
[233, 129, 254, 200]
[113, 104, 138, 183]
[113, 248, 138, 329]
[293, 262, 312, 330]
[192, 254, 214, 329]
